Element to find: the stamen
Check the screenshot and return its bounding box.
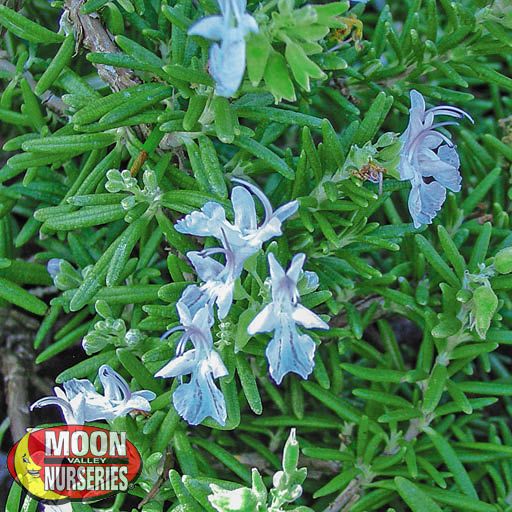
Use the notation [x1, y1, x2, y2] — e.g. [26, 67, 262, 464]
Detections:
[231, 177, 274, 224]
[198, 247, 227, 257]
[229, 0, 242, 23]
[430, 121, 459, 131]
[218, 0, 230, 18]
[109, 370, 132, 400]
[175, 333, 190, 356]
[219, 227, 235, 269]
[425, 105, 474, 124]
[409, 124, 455, 156]
[31, 396, 75, 418]
[161, 325, 184, 340]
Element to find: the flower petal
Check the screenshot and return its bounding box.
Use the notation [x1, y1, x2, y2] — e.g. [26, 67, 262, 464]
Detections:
[178, 285, 209, 316]
[418, 149, 461, 192]
[98, 365, 131, 402]
[187, 251, 225, 282]
[266, 319, 316, 385]
[119, 395, 153, 414]
[407, 183, 423, 229]
[240, 13, 258, 35]
[409, 89, 426, 116]
[434, 145, 461, 192]
[31, 396, 80, 425]
[63, 380, 111, 423]
[292, 304, 329, 329]
[212, 280, 235, 319]
[231, 178, 273, 221]
[398, 157, 416, 181]
[175, 202, 226, 237]
[273, 200, 299, 223]
[176, 301, 193, 326]
[231, 186, 257, 232]
[409, 180, 447, 228]
[216, 0, 228, 15]
[62, 379, 97, 400]
[231, 0, 247, 20]
[132, 390, 157, 402]
[286, 253, 306, 285]
[82, 402, 117, 422]
[207, 349, 229, 379]
[155, 350, 198, 378]
[249, 217, 283, 246]
[210, 36, 246, 97]
[268, 253, 286, 283]
[188, 15, 225, 40]
[192, 304, 214, 333]
[247, 304, 277, 335]
[172, 368, 227, 426]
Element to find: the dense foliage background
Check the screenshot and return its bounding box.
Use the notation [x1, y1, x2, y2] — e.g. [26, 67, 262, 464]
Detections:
[1, 0, 512, 510]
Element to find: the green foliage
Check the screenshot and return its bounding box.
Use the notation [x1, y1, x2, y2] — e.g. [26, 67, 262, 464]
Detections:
[207, 429, 311, 512]
[1, 0, 512, 511]
[246, 0, 351, 101]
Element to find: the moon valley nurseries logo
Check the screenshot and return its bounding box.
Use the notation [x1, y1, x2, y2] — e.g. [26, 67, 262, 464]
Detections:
[7, 425, 142, 502]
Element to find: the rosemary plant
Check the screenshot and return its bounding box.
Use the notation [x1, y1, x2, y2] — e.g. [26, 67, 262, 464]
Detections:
[1, 0, 512, 510]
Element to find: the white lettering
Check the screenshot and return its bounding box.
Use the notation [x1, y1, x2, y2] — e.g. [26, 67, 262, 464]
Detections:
[45, 431, 69, 456]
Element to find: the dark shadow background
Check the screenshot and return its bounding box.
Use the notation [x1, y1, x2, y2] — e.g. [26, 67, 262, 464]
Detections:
[0, 327, 87, 509]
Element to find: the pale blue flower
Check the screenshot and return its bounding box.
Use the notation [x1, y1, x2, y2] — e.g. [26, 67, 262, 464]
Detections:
[188, 0, 258, 97]
[175, 179, 298, 319]
[96, 365, 156, 418]
[156, 303, 228, 426]
[31, 381, 100, 425]
[247, 253, 329, 385]
[399, 90, 473, 228]
[31, 366, 155, 424]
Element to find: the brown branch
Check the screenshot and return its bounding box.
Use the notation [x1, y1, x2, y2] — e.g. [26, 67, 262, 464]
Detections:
[138, 450, 174, 508]
[62, 0, 175, 150]
[1, 352, 30, 442]
[0, 308, 39, 442]
[322, 478, 361, 512]
[62, 0, 139, 92]
[130, 150, 148, 176]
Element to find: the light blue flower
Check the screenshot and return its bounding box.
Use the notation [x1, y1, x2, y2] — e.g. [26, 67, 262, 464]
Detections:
[399, 89, 473, 228]
[31, 381, 99, 425]
[31, 366, 155, 424]
[156, 303, 228, 426]
[96, 365, 156, 418]
[175, 179, 298, 319]
[188, 0, 258, 97]
[248, 253, 329, 385]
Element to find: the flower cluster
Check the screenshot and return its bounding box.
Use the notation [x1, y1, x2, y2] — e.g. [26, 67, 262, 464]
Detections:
[398, 90, 473, 228]
[174, 178, 299, 319]
[37, 92, 474, 431]
[157, 180, 329, 426]
[31, 365, 155, 424]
